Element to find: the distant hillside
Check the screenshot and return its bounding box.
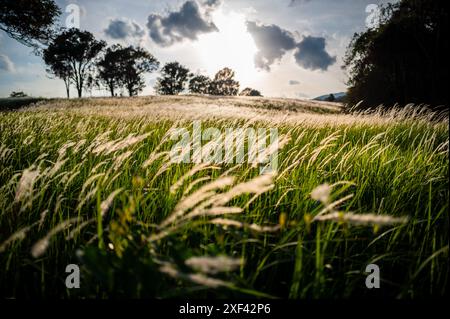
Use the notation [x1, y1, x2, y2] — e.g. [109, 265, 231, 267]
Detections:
[313, 92, 346, 102]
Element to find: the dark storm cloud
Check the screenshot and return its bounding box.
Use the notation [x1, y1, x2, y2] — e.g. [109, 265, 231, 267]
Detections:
[247, 21, 336, 72]
[246, 21, 296, 71]
[294, 36, 336, 71]
[146, 1, 218, 47]
[104, 19, 145, 40]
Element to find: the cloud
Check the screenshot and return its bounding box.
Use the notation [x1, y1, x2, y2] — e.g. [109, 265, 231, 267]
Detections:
[289, 80, 300, 85]
[202, 0, 222, 10]
[246, 21, 336, 72]
[246, 21, 296, 71]
[104, 19, 145, 40]
[0, 54, 15, 72]
[146, 1, 219, 47]
[294, 36, 336, 71]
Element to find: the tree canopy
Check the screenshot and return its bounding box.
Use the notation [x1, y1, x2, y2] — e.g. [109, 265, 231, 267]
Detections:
[119, 46, 159, 97]
[240, 88, 262, 97]
[0, 0, 61, 49]
[189, 75, 211, 95]
[210, 68, 240, 96]
[326, 94, 335, 102]
[43, 28, 106, 98]
[343, 0, 449, 110]
[9, 91, 28, 98]
[96, 45, 126, 97]
[155, 62, 191, 95]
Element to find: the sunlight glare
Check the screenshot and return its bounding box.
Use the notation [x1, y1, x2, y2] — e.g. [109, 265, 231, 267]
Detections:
[196, 9, 260, 87]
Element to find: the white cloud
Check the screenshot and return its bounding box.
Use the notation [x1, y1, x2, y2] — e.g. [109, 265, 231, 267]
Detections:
[0, 54, 15, 73]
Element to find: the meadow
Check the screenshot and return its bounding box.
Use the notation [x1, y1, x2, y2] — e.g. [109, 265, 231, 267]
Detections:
[0, 96, 448, 298]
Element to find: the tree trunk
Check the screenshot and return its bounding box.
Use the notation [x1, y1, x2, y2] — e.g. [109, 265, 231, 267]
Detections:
[77, 72, 83, 98]
[64, 78, 70, 98]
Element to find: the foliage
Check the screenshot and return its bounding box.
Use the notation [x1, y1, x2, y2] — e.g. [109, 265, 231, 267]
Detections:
[96, 45, 126, 97]
[43, 28, 106, 98]
[120, 46, 159, 97]
[96, 45, 159, 97]
[0, 0, 60, 49]
[326, 94, 335, 102]
[155, 62, 191, 95]
[189, 75, 212, 95]
[343, 0, 449, 111]
[240, 88, 262, 97]
[43, 56, 73, 98]
[210, 68, 240, 96]
[9, 91, 28, 98]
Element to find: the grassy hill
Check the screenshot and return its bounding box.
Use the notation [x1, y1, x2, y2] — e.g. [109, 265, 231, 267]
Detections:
[0, 96, 448, 298]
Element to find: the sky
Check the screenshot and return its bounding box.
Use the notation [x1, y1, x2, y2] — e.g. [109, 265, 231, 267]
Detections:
[0, 0, 393, 99]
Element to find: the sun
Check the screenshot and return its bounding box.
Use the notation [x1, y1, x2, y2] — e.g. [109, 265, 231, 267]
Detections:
[195, 9, 260, 87]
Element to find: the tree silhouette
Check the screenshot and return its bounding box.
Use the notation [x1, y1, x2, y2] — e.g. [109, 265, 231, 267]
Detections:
[188, 75, 211, 94]
[119, 46, 159, 97]
[326, 93, 335, 102]
[9, 91, 28, 98]
[96, 45, 158, 97]
[43, 28, 106, 98]
[155, 62, 191, 95]
[343, 0, 449, 110]
[96, 45, 125, 97]
[43, 57, 72, 98]
[210, 68, 240, 96]
[0, 0, 60, 49]
[240, 88, 262, 97]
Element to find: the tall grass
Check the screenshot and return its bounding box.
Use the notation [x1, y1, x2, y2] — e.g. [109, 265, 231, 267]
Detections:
[0, 97, 448, 298]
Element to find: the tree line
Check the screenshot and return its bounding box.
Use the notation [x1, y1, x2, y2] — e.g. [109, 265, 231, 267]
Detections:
[42, 28, 263, 98]
[3, 0, 447, 109]
[43, 28, 262, 98]
[1, 1, 261, 99]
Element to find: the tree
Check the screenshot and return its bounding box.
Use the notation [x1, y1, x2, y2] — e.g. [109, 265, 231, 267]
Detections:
[84, 74, 98, 97]
[43, 58, 72, 98]
[326, 93, 335, 102]
[96, 45, 126, 97]
[343, 0, 449, 110]
[188, 75, 211, 94]
[210, 68, 240, 96]
[43, 28, 106, 98]
[155, 62, 191, 95]
[119, 46, 159, 97]
[9, 91, 28, 98]
[0, 0, 60, 48]
[240, 88, 262, 97]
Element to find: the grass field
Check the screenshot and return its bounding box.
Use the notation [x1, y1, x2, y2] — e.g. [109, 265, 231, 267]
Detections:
[0, 96, 448, 298]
